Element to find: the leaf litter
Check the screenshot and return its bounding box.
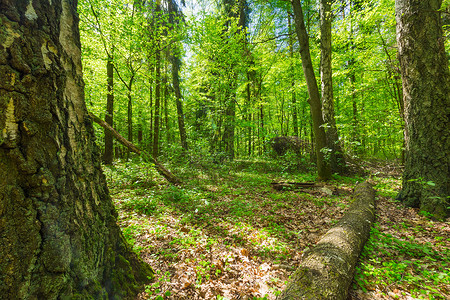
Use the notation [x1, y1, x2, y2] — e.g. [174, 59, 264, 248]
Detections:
[105, 160, 449, 300]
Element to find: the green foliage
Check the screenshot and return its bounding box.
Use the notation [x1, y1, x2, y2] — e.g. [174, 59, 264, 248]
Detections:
[354, 224, 450, 299]
[122, 197, 158, 215]
[78, 0, 405, 165]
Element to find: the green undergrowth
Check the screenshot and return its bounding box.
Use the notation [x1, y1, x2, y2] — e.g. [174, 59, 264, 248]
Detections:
[354, 223, 449, 299]
[353, 174, 450, 300]
[104, 158, 448, 299]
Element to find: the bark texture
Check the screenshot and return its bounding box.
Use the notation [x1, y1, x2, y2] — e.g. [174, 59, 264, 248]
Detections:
[0, 1, 153, 298]
[395, 0, 450, 219]
[277, 182, 375, 300]
[292, 0, 331, 181]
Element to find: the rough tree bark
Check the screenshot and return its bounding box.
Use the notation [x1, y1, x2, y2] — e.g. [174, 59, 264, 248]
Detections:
[292, 0, 331, 181]
[395, 0, 450, 219]
[0, 0, 153, 298]
[320, 0, 346, 174]
[277, 182, 375, 300]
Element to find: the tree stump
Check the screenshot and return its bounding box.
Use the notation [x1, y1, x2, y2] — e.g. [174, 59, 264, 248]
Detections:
[277, 181, 376, 300]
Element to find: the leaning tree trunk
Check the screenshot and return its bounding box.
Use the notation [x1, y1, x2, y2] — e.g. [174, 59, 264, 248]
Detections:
[292, 0, 331, 181]
[89, 112, 182, 186]
[0, 1, 153, 298]
[277, 182, 376, 300]
[395, 0, 450, 220]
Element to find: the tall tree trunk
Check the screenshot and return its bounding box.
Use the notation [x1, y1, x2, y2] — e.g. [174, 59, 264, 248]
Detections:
[148, 61, 154, 151]
[163, 72, 169, 145]
[348, 1, 361, 156]
[127, 80, 133, 144]
[172, 55, 188, 152]
[104, 51, 114, 164]
[395, 0, 450, 220]
[320, 0, 346, 174]
[292, 0, 332, 181]
[288, 13, 299, 137]
[0, 1, 153, 298]
[152, 4, 161, 159]
[167, 0, 188, 153]
[152, 55, 161, 158]
[220, 0, 249, 160]
[222, 89, 236, 159]
[246, 71, 252, 156]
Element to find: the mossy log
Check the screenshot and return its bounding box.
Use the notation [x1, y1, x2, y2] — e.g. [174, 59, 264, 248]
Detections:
[89, 112, 182, 185]
[277, 181, 376, 300]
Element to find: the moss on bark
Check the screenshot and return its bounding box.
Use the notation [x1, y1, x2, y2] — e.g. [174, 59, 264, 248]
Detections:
[0, 1, 153, 298]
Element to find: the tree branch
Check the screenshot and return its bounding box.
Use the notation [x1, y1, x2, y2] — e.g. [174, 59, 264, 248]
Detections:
[89, 112, 182, 185]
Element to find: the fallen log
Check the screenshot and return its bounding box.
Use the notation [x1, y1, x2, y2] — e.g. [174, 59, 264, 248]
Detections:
[277, 181, 376, 300]
[89, 112, 182, 185]
[271, 182, 318, 191]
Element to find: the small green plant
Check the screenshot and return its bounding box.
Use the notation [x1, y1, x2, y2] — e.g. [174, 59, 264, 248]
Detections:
[121, 196, 158, 215]
[354, 223, 450, 299]
[145, 270, 172, 299]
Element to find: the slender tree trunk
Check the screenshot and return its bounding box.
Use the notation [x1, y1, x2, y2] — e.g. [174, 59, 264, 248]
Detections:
[288, 12, 299, 137]
[292, 0, 332, 181]
[320, 0, 346, 174]
[152, 15, 161, 159]
[148, 62, 154, 151]
[246, 72, 252, 156]
[104, 51, 114, 164]
[0, 1, 152, 298]
[222, 88, 236, 159]
[137, 110, 143, 143]
[395, 0, 450, 219]
[348, 2, 361, 156]
[220, 0, 247, 160]
[127, 80, 133, 144]
[163, 72, 170, 145]
[259, 88, 265, 154]
[172, 55, 188, 151]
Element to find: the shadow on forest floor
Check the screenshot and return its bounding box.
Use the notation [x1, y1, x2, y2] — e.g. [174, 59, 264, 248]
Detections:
[104, 158, 449, 300]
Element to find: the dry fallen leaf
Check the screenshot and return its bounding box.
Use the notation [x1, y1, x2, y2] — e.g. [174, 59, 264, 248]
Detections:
[241, 248, 249, 257]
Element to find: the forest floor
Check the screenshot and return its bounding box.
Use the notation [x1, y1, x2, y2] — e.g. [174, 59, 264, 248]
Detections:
[104, 157, 449, 300]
